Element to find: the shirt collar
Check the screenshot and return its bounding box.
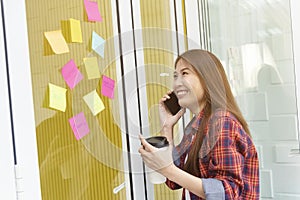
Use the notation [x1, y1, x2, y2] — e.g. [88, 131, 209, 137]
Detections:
[191, 109, 205, 130]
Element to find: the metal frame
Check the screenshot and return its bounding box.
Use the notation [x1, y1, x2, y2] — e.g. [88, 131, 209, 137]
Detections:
[290, 0, 300, 151]
[113, 0, 148, 199]
[0, 0, 17, 199]
[1, 0, 42, 199]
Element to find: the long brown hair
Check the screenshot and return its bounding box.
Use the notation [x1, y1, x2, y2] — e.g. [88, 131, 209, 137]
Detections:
[175, 49, 251, 177]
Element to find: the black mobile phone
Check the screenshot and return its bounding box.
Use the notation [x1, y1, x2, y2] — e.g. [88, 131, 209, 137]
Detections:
[164, 91, 181, 115]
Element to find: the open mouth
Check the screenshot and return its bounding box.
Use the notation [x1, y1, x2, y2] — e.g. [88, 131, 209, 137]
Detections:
[176, 90, 189, 98]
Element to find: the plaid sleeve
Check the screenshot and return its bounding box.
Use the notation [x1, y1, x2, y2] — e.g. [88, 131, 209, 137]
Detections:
[166, 147, 184, 190]
[165, 146, 184, 190]
[207, 116, 256, 199]
[165, 131, 193, 190]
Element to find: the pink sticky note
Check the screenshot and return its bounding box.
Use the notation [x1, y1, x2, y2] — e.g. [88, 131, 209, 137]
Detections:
[84, 0, 103, 22]
[68, 112, 90, 140]
[61, 59, 83, 89]
[101, 75, 115, 99]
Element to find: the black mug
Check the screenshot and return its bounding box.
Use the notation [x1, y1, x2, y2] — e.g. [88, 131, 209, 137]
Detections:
[146, 136, 169, 148]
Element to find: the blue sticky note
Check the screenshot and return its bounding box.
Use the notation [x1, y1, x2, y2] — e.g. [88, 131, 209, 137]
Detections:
[92, 31, 105, 58]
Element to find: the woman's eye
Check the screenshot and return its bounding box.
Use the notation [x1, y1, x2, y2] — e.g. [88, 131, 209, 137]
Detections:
[173, 74, 178, 79]
[182, 71, 188, 75]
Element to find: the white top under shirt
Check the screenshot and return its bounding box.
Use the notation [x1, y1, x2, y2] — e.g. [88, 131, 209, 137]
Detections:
[184, 135, 194, 200]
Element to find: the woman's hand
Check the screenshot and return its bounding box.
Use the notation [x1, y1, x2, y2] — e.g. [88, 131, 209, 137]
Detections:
[138, 135, 174, 174]
[159, 91, 186, 127]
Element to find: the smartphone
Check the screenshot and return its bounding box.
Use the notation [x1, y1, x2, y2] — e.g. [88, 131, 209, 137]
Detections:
[164, 91, 181, 115]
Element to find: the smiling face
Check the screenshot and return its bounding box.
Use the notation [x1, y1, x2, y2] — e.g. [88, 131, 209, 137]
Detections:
[173, 58, 206, 114]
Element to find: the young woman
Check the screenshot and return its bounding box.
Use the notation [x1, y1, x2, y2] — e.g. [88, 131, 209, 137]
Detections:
[139, 49, 260, 199]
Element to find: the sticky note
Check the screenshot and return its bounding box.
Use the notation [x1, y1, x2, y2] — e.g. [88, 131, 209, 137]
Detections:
[69, 19, 82, 43]
[68, 112, 90, 140]
[61, 18, 82, 43]
[61, 59, 83, 89]
[83, 57, 100, 79]
[92, 31, 105, 58]
[44, 30, 69, 54]
[48, 83, 67, 112]
[83, 90, 105, 116]
[84, 0, 103, 22]
[101, 75, 115, 99]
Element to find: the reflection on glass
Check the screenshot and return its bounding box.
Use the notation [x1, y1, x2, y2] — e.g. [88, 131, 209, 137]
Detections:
[208, 0, 300, 199]
[228, 42, 282, 94]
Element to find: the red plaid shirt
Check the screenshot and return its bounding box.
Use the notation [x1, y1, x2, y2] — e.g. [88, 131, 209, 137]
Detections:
[166, 109, 260, 199]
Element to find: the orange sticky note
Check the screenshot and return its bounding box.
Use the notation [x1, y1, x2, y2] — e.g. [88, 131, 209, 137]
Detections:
[44, 30, 69, 54]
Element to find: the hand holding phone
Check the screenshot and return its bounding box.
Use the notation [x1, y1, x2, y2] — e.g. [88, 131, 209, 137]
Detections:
[163, 92, 181, 115]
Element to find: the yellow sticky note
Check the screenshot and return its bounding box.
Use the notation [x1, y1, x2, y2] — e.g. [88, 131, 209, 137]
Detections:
[83, 57, 100, 79]
[61, 19, 82, 43]
[48, 83, 67, 112]
[44, 30, 69, 54]
[83, 90, 105, 116]
[70, 18, 82, 43]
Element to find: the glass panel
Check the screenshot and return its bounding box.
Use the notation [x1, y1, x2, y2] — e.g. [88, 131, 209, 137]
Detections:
[25, 1, 126, 199]
[139, 0, 182, 199]
[208, 0, 300, 198]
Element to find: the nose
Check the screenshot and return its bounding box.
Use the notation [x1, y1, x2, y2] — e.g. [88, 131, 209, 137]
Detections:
[173, 75, 183, 89]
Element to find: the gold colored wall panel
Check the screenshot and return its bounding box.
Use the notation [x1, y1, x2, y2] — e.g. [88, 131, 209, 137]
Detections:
[25, 0, 125, 199]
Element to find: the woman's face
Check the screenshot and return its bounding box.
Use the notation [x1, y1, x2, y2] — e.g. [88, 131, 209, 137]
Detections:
[173, 59, 205, 114]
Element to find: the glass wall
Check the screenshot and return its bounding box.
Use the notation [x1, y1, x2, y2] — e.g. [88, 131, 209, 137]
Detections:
[139, 1, 182, 199]
[208, 0, 300, 199]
